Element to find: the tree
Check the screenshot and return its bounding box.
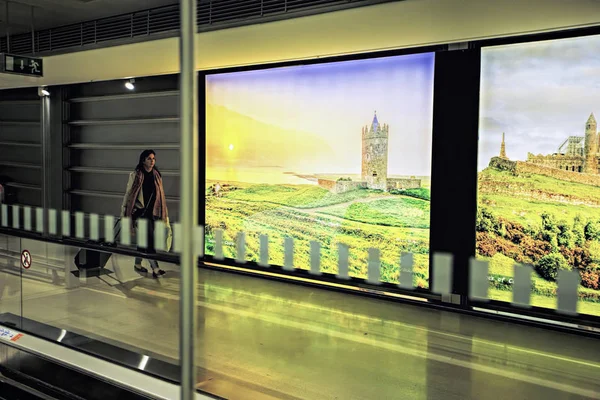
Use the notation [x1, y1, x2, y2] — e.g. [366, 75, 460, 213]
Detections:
[581, 264, 600, 290]
[540, 212, 559, 251]
[476, 208, 499, 233]
[535, 253, 571, 281]
[499, 221, 507, 238]
[585, 220, 600, 242]
[573, 215, 586, 247]
[557, 220, 574, 249]
[541, 212, 559, 234]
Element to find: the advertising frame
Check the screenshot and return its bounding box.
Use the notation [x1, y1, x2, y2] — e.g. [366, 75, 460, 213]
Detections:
[198, 44, 446, 300]
[469, 25, 600, 327]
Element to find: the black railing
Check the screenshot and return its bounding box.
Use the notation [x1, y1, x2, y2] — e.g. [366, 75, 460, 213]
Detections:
[0, 0, 390, 56]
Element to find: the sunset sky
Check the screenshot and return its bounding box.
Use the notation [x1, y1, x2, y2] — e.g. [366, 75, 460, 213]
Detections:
[206, 52, 435, 180]
[479, 34, 600, 171]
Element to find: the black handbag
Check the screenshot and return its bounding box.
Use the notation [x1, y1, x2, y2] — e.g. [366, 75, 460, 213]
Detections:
[132, 192, 155, 222]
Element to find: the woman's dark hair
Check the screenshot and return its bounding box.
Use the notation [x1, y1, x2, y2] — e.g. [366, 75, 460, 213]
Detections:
[136, 149, 161, 176]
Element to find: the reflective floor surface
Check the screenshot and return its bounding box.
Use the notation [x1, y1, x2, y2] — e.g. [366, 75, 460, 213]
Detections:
[1, 252, 600, 400]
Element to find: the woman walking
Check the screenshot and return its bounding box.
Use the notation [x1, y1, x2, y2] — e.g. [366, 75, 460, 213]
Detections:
[121, 149, 171, 278]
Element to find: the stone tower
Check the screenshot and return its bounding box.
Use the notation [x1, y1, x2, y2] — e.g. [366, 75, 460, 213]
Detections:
[361, 112, 389, 190]
[584, 113, 598, 174]
[499, 132, 507, 159]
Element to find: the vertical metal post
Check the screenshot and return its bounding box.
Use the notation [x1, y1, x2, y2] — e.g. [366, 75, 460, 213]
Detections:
[179, 0, 198, 398]
[30, 6, 35, 54]
[5, 1, 10, 52]
[41, 95, 51, 219]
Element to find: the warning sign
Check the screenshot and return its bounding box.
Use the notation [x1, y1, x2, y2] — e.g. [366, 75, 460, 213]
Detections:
[21, 250, 31, 269]
[0, 327, 23, 342]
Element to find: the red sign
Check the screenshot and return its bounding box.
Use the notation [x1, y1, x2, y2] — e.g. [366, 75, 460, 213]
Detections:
[21, 250, 31, 269]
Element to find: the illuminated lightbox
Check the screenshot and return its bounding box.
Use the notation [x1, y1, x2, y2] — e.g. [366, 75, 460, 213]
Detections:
[205, 52, 435, 287]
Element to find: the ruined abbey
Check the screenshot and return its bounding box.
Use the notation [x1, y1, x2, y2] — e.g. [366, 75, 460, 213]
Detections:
[489, 113, 600, 187]
[521, 113, 600, 175]
[317, 113, 421, 194]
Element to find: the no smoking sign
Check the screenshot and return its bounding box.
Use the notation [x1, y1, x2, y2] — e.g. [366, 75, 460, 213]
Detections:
[21, 250, 32, 269]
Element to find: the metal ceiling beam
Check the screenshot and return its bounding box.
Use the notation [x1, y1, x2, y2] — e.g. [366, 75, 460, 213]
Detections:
[6, 0, 78, 11]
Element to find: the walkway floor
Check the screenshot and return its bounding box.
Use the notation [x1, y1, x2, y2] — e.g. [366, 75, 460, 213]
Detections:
[1, 252, 600, 400]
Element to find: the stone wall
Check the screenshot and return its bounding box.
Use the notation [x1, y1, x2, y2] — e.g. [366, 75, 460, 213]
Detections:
[317, 179, 367, 194]
[318, 179, 336, 192]
[488, 157, 600, 186]
[526, 153, 584, 172]
[515, 161, 600, 186]
[387, 178, 421, 190]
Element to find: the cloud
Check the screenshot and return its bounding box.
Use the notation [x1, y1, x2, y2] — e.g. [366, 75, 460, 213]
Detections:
[479, 34, 600, 171]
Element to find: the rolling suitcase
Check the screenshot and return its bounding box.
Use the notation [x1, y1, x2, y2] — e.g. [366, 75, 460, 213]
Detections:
[73, 218, 122, 274]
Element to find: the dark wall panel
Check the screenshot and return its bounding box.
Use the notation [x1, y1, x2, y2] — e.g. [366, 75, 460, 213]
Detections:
[0, 125, 41, 143]
[71, 95, 179, 121]
[64, 74, 181, 221]
[70, 173, 180, 198]
[0, 166, 42, 186]
[69, 123, 179, 144]
[70, 193, 180, 221]
[1, 144, 42, 164]
[69, 148, 180, 170]
[0, 89, 42, 207]
[0, 103, 40, 121]
[14, 187, 42, 205]
[70, 173, 130, 194]
[70, 194, 124, 217]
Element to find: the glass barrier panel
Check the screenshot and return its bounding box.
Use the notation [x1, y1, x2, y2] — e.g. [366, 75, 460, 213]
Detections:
[0, 234, 23, 329]
[2, 205, 182, 383]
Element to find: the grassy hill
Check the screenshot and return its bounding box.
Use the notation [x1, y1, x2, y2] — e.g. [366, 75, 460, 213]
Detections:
[205, 182, 431, 287]
[479, 168, 600, 226]
[477, 166, 600, 316]
[222, 184, 385, 208]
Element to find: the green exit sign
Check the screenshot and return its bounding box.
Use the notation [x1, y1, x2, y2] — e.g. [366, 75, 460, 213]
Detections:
[1, 53, 43, 77]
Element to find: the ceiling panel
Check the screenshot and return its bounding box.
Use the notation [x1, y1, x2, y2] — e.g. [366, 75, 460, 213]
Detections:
[0, 0, 177, 35]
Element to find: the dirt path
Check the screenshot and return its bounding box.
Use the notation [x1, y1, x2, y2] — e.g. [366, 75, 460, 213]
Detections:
[303, 195, 391, 213]
[215, 194, 393, 214]
[212, 195, 430, 233]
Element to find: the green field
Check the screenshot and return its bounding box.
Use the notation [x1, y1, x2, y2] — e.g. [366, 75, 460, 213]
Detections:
[320, 198, 429, 229]
[205, 182, 430, 287]
[226, 184, 387, 208]
[488, 288, 600, 316]
[477, 167, 600, 316]
[480, 168, 600, 228]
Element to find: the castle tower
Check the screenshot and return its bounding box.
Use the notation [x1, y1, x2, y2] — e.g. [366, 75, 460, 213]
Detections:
[584, 113, 598, 174]
[361, 112, 389, 190]
[499, 132, 508, 159]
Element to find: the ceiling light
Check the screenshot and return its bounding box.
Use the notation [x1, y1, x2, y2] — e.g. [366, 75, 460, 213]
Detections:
[41, 89, 50, 96]
[38, 87, 50, 97]
[125, 78, 135, 90]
